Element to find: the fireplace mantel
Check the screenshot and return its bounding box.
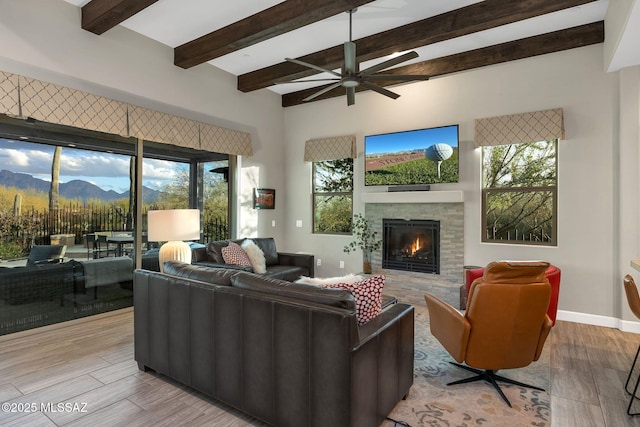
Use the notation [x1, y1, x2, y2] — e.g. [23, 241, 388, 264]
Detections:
[361, 190, 463, 204]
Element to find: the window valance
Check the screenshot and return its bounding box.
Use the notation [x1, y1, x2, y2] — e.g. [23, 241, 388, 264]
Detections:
[0, 72, 20, 117]
[20, 76, 130, 138]
[304, 135, 356, 162]
[0, 70, 252, 156]
[474, 108, 564, 147]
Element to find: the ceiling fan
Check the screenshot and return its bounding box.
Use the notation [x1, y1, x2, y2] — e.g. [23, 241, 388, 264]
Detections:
[281, 9, 430, 106]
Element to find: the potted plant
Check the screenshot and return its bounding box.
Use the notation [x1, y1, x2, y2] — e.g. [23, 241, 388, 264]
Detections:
[343, 213, 382, 274]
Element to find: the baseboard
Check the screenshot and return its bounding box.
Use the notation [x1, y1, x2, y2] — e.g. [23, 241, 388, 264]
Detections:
[557, 309, 640, 333]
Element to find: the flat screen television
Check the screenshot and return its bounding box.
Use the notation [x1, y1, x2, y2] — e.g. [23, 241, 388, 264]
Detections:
[364, 124, 459, 186]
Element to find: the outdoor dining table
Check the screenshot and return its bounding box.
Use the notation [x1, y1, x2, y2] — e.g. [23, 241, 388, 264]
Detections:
[107, 235, 134, 257]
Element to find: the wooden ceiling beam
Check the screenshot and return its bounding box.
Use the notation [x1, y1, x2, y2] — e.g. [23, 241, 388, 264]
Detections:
[81, 0, 159, 35]
[281, 22, 605, 107]
[174, 0, 377, 69]
[239, 0, 599, 93]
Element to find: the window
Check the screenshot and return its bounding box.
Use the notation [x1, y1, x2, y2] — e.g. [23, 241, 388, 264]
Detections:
[313, 158, 353, 234]
[482, 140, 557, 245]
[0, 116, 231, 335]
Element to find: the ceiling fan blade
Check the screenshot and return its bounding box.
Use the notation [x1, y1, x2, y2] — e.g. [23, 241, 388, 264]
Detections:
[344, 41, 357, 75]
[303, 82, 343, 102]
[275, 78, 341, 84]
[365, 74, 430, 81]
[347, 86, 356, 106]
[285, 58, 341, 78]
[359, 51, 419, 76]
[360, 81, 401, 100]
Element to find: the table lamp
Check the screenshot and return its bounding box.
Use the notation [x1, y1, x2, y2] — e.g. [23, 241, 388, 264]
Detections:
[148, 209, 200, 272]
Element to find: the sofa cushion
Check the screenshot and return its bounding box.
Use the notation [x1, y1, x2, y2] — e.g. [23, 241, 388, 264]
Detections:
[163, 261, 237, 286]
[263, 265, 309, 281]
[221, 242, 252, 267]
[205, 239, 242, 264]
[230, 272, 355, 310]
[322, 275, 386, 325]
[251, 238, 279, 266]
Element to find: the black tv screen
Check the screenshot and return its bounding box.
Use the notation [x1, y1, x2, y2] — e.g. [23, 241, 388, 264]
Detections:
[364, 124, 459, 186]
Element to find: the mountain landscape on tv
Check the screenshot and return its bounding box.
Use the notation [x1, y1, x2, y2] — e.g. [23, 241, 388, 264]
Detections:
[364, 124, 460, 186]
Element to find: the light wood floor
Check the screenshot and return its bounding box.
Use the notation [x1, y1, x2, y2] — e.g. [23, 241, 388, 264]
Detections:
[2, 304, 640, 426]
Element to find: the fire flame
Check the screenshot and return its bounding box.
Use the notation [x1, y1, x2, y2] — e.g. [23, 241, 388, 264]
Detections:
[410, 237, 421, 255]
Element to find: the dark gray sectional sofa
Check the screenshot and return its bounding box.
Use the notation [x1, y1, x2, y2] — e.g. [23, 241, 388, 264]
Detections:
[191, 237, 314, 280]
[134, 261, 414, 427]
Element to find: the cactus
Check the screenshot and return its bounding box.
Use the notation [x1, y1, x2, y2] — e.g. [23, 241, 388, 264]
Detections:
[13, 193, 22, 216]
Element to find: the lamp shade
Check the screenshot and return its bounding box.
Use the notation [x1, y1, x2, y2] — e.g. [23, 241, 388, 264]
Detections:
[147, 209, 200, 242]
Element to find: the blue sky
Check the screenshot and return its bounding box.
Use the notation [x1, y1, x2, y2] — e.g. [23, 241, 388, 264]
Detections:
[365, 124, 459, 155]
[0, 138, 184, 193]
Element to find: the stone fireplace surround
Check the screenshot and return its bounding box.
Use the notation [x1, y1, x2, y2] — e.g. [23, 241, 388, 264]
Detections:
[364, 191, 464, 284]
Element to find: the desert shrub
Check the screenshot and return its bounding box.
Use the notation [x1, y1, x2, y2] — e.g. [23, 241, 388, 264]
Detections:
[0, 241, 24, 260]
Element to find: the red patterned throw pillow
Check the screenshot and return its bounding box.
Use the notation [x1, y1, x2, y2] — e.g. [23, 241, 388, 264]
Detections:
[322, 275, 385, 325]
[221, 241, 252, 267]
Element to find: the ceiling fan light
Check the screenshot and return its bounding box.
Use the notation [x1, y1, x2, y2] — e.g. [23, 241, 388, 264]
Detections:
[342, 77, 359, 88]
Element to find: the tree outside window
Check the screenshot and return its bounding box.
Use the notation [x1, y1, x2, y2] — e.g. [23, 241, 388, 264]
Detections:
[482, 140, 557, 245]
[313, 158, 353, 234]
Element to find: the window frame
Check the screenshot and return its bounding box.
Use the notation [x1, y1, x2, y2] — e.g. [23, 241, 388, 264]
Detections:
[481, 139, 558, 246]
[312, 158, 353, 235]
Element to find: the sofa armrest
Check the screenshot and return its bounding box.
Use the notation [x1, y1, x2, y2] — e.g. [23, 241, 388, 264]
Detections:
[351, 303, 414, 425]
[424, 293, 470, 363]
[278, 252, 314, 277]
[191, 246, 209, 263]
[356, 303, 413, 349]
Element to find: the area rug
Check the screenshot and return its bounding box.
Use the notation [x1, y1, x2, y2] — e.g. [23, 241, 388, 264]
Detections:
[382, 303, 551, 427]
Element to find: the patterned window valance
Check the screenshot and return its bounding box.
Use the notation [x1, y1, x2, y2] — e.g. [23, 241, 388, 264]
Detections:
[0, 70, 252, 156]
[474, 108, 564, 147]
[129, 105, 199, 149]
[0, 72, 20, 117]
[20, 76, 129, 138]
[200, 122, 253, 157]
[304, 135, 356, 162]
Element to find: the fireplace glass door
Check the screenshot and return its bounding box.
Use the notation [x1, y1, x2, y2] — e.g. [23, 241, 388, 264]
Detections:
[382, 219, 440, 274]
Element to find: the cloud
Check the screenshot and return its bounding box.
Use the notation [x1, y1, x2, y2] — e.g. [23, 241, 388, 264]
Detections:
[143, 159, 181, 180]
[0, 138, 189, 191]
[0, 148, 53, 174]
[61, 152, 131, 177]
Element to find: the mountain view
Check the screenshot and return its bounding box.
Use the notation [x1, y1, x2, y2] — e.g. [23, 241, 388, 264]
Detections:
[0, 169, 161, 203]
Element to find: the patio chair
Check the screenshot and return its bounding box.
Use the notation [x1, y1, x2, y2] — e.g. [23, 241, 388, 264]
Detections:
[26, 244, 67, 266]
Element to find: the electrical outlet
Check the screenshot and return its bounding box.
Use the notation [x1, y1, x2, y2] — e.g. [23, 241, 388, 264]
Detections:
[339, 261, 344, 269]
[317, 258, 321, 266]
[271, 220, 276, 227]
[296, 220, 302, 228]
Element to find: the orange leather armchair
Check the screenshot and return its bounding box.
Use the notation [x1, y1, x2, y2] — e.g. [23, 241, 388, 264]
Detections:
[464, 263, 561, 325]
[425, 261, 553, 407]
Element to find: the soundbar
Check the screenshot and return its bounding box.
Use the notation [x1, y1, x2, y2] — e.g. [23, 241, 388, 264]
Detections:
[388, 185, 431, 192]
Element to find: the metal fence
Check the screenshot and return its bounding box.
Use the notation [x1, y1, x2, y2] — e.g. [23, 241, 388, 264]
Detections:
[0, 203, 228, 250]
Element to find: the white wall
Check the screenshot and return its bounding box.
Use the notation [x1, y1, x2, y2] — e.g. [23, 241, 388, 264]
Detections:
[283, 44, 626, 320]
[0, 0, 286, 245]
[618, 66, 640, 326]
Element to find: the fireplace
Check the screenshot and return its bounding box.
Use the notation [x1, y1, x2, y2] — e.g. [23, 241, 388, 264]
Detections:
[382, 219, 440, 274]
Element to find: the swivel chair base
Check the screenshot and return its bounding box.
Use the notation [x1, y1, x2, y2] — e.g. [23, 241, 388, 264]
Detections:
[624, 343, 640, 416]
[447, 362, 545, 407]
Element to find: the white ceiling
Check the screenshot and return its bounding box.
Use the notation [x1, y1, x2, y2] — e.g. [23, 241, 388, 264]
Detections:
[63, 0, 639, 96]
